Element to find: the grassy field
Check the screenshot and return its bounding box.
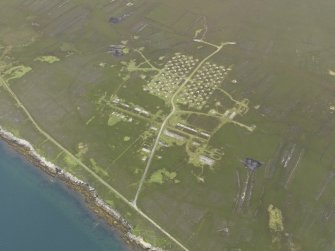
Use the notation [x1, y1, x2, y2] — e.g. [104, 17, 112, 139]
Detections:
[1, 0, 335, 250]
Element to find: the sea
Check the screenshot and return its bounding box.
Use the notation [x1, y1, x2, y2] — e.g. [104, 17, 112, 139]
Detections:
[0, 141, 133, 251]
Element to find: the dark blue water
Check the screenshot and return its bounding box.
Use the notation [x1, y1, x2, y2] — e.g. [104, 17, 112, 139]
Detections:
[0, 141, 131, 251]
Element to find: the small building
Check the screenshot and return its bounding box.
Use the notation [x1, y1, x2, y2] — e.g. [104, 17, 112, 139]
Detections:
[141, 148, 151, 154]
[163, 130, 185, 141]
[108, 45, 125, 57]
[109, 13, 129, 24]
[199, 155, 215, 166]
[242, 157, 262, 171]
[109, 17, 122, 24]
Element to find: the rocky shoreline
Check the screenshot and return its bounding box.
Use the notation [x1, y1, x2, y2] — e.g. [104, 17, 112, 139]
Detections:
[0, 127, 163, 251]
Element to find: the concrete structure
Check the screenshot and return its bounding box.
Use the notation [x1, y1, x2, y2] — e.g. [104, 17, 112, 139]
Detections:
[242, 157, 262, 171]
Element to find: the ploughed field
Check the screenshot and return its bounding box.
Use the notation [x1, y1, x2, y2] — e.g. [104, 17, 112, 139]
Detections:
[1, 0, 335, 250]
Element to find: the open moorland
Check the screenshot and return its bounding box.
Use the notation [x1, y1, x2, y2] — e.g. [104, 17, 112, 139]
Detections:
[1, 0, 335, 250]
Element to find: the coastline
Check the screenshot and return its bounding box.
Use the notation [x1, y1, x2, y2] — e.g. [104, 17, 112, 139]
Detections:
[0, 126, 163, 251]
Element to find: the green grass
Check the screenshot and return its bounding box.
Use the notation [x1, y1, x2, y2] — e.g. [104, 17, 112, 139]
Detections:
[107, 115, 122, 126]
[148, 168, 177, 184]
[34, 56, 60, 64]
[3, 65, 32, 81]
